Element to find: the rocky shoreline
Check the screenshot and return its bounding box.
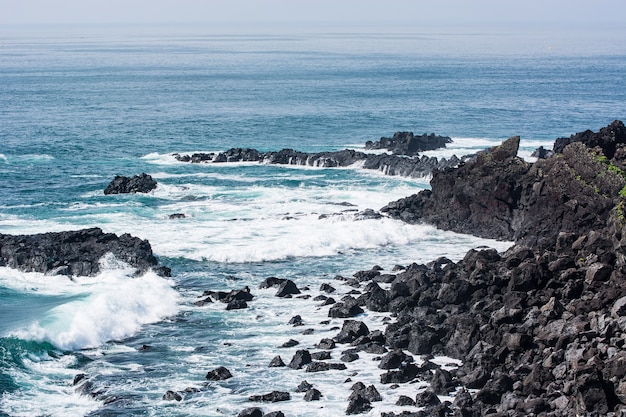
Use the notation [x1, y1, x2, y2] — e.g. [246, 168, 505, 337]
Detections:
[172, 131, 459, 179]
[0, 227, 171, 277]
[4, 121, 626, 415]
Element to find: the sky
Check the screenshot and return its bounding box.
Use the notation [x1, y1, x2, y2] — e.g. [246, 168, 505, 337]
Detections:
[2, 0, 626, 30]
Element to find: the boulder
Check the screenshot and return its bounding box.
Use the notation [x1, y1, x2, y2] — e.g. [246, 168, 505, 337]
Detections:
[334, 320, 370, 344]
[104, 173, 157, 194]
[275, 279, 301, 297]
[248, 391, 290, 403]
[237, 407, 263, 417]
[206, 366, 232, 381]
[288, 350, 312, 370]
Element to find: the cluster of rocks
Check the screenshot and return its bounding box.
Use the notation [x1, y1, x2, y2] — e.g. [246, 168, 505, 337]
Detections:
[372, 120, 626, 415]
[365, 131, 452, 156]
[0, 227, 170, 277]
[171, 131, 459, 179]
[172, 148, 460, 179]
[382, 120, 626, 247]
[17, 121, 626, 416]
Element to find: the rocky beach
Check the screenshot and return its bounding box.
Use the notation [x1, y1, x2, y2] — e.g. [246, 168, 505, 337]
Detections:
[1, 121, 625, 416]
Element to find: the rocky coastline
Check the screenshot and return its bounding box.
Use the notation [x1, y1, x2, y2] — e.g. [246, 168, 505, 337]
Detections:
[172, 131, 459, 178]
[0, 227, 171, 277]
[5, 122, 626, 415]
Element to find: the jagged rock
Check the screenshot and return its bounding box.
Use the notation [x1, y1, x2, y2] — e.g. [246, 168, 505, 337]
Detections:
[269, 356, 285, 367]
[259, 277, 286, 288]
[248, 391, 290, 403]
[349, 384, 382, 402]
[316, 338, 336, 349]
[275, 279, 301, 297]
[104, 173, 157, 194]
[0, 227, 170, 277]
[174, 132, 459, 179]
[305, 362, 347, 372]
[365, 131, 452, 156]
[295, 380, 313, 393]
[334, 320, 370, 344]
[340, 352, 359, 362]
[415, 390, 440, 407]
[304, 388, 322, 401]
[237, 407, 263, 417]
[320, 283, 336, 293]
[378, 350, 414, 370]
[345, 393, 372, 415]
[288, 350, 312, 369]
[396, 395, 416, 406]
[281, 339, 299, 348]
[311, 351, 331, 360]
[382, 126, 626, 248]
[288, 315, 304, 326]
[206, 366, 232, 381]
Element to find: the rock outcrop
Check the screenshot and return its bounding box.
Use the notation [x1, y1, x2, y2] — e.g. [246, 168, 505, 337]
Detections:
[104, 173, 157, 194]
[364, 131, 452, 156]
[0, 227, 170, 277]
[382, 121, 626, 249]
[368, 120, 626, 416]
[172, 131, 457, 179]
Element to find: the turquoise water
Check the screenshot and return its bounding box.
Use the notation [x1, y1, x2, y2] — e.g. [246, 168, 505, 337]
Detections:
[1, 26, 625, 416]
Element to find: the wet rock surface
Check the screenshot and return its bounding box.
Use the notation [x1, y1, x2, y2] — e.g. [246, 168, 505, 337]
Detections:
[104, 173, 157, 194]
[372, 121, 626, 416]
[0, 227, 169, 277]
[172, 131, 457, 179]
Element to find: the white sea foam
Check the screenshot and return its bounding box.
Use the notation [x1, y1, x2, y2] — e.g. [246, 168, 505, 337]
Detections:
[1, 355, 100, 417]
[0, 153, 8, 163]
[4, 260, 179, 351]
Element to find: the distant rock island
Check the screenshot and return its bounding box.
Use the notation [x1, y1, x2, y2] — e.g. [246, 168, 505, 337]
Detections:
[172, 131, 458, 178]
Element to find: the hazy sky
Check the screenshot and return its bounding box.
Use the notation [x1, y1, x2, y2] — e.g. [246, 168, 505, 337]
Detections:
[2, 0, 625, 29]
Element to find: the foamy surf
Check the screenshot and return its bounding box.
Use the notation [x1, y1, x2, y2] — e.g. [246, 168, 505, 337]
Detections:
[2, 259, 179, 351]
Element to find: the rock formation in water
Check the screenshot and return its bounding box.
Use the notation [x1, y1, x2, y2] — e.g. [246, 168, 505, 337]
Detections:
[364, 131, 452, 156]
[172, 131, 458, 178]
[0, 227, 170, 277]
[104, 173, 158, 194]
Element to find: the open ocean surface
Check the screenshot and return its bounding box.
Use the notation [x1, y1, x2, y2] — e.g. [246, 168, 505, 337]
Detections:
[1, 24, 626, 416]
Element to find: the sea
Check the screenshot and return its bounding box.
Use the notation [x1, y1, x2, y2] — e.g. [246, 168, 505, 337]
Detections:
[1, 23, 625, 416]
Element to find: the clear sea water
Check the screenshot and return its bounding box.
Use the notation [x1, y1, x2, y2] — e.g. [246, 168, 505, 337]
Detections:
[1, 24, 625, 416]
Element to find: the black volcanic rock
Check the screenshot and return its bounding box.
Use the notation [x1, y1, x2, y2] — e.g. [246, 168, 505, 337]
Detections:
[0, 227, 169, 277]
[104, 173, 157, 194]
[365, 131, 452, 156]
[371, 121, 626, 416]
[382, 130, 626, 248]
[172, 131, 459, 179]
[206, 366, 233, 381]
[553, 119, 626, 158]
[248, 391, 290, 403]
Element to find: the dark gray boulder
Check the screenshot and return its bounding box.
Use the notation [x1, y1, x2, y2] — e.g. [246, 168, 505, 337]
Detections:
[248, 391, 290, 403]
[104, 173, 157, 194]
[206, 366, 232, 381]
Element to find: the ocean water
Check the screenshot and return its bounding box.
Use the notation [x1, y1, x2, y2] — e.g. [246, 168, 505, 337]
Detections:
[1, 25, 625, 416]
